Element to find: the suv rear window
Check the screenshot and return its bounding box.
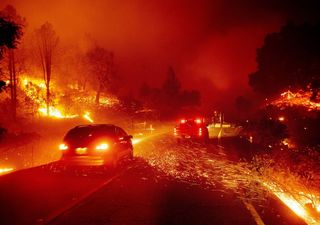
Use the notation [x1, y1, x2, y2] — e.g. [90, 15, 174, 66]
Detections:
[64, 126, 116, 141]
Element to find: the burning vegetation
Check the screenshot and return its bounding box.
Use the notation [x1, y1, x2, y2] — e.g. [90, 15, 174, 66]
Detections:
[19, 75, 119, 121]
[134, 134, 320, 224]
[236, 89, 320, 224]
[271, 90, 320, 111]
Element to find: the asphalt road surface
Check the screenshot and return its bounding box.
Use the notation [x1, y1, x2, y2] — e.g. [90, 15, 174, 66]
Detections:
[0, 134, 306, 225]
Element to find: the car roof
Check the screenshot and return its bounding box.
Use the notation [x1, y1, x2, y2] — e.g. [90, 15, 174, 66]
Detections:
[74, 124, 117, 129]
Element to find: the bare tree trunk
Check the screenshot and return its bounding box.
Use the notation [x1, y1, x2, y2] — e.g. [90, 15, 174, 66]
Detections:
[35, 22, 58, 116]
[12, 50, 17, 120]
[83, 78, 87, 91]
[95, 84, 102, 105]
[8, 49, 17, 121]
[45, 55, 51, 116]
[9, 51, 13, 113]
[46, 85, 50, 115]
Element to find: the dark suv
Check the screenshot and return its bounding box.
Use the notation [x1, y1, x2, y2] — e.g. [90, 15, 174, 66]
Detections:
[60, 124, 133, 167]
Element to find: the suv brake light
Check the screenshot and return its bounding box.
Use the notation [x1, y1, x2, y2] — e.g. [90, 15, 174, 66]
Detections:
[195, 118, 202, 124]
[59, 143, 68, 151]
[96, 143, 109, 151]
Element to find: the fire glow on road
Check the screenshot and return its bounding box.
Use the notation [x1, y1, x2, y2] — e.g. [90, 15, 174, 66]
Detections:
[134, 134, 320, 225]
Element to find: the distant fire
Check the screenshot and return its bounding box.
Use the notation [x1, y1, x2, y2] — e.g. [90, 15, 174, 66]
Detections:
[271, 90, 320, 111]
[19, 75, 118, 121]
[22, 76, 80, 119]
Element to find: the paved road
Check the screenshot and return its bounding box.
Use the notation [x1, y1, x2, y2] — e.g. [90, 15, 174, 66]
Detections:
[0, 134, 306, 225]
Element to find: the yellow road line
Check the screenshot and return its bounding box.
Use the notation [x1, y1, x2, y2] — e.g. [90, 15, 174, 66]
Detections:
[39, 171, 124, 225]
[243, 200, 266, 225]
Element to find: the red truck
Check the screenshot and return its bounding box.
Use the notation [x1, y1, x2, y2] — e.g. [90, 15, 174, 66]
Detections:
[174, 117, 209, 142]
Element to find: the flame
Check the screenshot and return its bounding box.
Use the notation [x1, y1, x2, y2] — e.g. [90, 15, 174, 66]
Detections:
[23, 76, 46, 89]
[0, 167, 14, 175]
[38, 106, 78, 118]
[83, 111, 94, 123]
[272, 90, 320, 111]
[263, 182, 320, 224]
[20, 75, 100, 121]
[281, 138, 296, 148]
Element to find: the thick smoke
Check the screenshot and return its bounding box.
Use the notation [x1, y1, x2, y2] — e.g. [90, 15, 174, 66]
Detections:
[1, 0, 319, 114]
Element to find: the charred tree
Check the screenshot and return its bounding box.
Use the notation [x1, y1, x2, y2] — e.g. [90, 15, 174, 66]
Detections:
[35, 22, 58, 116]
[86, 46, 115, 105]
[162, 66, 181, 97]
[8, 49, 17, 119]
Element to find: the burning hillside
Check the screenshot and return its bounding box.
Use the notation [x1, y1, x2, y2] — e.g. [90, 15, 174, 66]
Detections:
[271, 90, 320, 111]
[4, 75, 120, 122]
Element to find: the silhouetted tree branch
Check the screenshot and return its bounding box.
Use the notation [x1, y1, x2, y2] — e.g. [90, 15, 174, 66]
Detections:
[249, 22, 320, 97]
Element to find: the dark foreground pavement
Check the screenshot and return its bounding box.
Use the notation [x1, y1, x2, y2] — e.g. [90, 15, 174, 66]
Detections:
[48, 159, 255, 225]
[0, 159, 305, 225]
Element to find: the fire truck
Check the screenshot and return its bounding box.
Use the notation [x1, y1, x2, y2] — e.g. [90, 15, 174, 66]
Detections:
[173, 117, 209, 142]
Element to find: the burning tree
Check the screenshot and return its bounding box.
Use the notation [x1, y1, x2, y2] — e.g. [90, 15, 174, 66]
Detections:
[34, 22, 59, 116]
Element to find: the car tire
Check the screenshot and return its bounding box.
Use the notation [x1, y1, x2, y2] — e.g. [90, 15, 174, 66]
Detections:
[104, 153, 117, 170]
[111, 155, 118, 169]
[129, 149, 134, 160]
